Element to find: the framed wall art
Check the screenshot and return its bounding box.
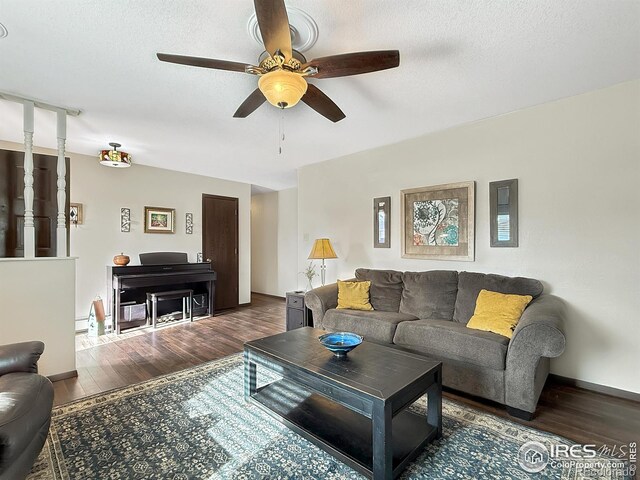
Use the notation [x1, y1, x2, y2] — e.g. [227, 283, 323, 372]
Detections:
[69, 203, 83, 225]
[185, 212, 194, 234]
[144, 206, 175, 234]
[401, 181, 475, 261]
[373, 196, 391, 248]
[120, 208, 131, 232]
[490, 178, 518, 247]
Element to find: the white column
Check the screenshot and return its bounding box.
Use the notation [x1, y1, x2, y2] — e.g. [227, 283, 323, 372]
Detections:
[23, 101, 35, 258]
[56, 109, 67, 257]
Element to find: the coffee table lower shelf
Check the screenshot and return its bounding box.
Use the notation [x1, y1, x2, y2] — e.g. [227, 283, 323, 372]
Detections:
[249, 378, 437, 479]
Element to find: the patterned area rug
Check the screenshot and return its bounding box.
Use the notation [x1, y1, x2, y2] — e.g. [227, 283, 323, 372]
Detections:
[28, 354, 631, 479]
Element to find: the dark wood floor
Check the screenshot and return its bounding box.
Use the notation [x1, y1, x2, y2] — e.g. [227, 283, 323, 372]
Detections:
[54, 294, 639, 450]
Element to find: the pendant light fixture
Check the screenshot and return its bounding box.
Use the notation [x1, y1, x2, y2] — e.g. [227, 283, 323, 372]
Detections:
[99, 142, 131, 168]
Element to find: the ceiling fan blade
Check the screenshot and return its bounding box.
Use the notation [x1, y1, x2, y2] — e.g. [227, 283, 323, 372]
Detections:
[305, 50, 400, 79]
[301, 84, 346, 123]
[157, 53, 251, 73]
[253, 0, 292, 60]
[233, 89, 266, 118]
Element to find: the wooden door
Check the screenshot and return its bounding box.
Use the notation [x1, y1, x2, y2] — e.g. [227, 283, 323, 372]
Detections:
[0, 149, 68, 257]
[202, 194, 239, 310]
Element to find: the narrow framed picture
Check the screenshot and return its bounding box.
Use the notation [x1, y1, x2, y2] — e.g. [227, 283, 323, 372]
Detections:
[144, 206, 175, 234]
[185, 212, 194, 234]
[373, 196, 391, 248]
[490, 178, 518, 247]
[401, 181, 475, 261]
[120, 208, 131, 232]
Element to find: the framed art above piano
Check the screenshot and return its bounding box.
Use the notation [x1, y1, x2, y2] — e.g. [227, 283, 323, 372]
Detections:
[144, 206, 175, 234]
[107, 252, 216, 333]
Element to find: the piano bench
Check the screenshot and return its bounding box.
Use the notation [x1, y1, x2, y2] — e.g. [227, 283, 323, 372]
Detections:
[146, 289, 193, 329]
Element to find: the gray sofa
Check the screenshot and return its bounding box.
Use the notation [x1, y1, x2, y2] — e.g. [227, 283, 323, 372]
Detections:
[305, 269, 566, 420]
[0, 341, 54, 480]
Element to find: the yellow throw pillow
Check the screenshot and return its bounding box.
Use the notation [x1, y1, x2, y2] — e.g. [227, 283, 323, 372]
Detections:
[466, 289, 533, 338]
[337, 280, 374, 311]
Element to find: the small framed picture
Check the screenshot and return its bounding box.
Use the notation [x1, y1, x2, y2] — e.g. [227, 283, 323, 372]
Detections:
[69, 203, 83, 225]
[490, 179, 518, 247]
[144, 206, 175, 234]
[373, 196, 391, 248]
[185, 212, 194, 234]
[121, 208, 131, 232]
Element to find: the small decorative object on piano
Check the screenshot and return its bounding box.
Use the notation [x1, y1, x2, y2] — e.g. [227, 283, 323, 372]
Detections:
[113, 253, 130, 266]
[88, 296, 106, 337]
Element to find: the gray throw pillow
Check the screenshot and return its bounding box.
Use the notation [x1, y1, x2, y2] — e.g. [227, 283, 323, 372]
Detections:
[355, 268, 404, 312]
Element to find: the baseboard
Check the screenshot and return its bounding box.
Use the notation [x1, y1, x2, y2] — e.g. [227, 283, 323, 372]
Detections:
[548, 374, 640, 403]
[75, 318, 88, 332]
[48, 370, 78, 382]
[251, 292, 286, 300]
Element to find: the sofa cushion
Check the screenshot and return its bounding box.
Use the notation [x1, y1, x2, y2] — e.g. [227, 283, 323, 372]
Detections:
[322, 309, 418, 344]
[355, 268, 404, 312]
[453, 271, 543, 324]
[399, 270, 458, 320]
[393, 319, 509, 370]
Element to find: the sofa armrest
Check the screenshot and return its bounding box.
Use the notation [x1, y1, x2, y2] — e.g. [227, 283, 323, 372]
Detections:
[0, 341, 45, 376]
[509, 294, 566, 358]
[304, 283, 339, 328]
[505, 295, 566, 413]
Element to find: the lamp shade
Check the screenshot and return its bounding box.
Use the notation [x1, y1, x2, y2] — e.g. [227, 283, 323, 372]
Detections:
[258, 69, 308, 109]
[308, 238, 337, 260]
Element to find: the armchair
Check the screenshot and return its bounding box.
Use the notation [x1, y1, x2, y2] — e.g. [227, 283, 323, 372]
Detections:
[0, 341, 54, 480]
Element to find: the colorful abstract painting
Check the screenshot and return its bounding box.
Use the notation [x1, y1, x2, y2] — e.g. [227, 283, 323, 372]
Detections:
[401, 182, 475, 261]
[412, 199, 459, 246]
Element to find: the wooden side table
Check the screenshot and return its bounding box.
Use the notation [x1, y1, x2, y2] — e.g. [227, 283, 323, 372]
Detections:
[286, 291, 313, 331]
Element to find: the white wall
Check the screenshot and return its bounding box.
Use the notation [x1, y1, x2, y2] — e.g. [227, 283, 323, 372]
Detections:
[297, 80, 640, 394]
[0, 141, 252, 316]
[251, 192, 279, 295]
[0, 258, 76, 377]
[251, 188, 298, 296]
[277, 188, 299, 294]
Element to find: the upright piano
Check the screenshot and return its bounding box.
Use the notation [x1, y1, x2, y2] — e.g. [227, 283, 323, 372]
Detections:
[108, 252, 216, 333]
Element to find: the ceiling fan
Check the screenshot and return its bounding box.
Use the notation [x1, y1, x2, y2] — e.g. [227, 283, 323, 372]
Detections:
[156, 0, 400, 122]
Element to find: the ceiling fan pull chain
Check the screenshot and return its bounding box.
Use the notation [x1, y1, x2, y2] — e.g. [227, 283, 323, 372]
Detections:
[278, 112, 285, 155]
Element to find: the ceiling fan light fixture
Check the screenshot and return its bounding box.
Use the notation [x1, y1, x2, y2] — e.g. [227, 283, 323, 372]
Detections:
[99, 142, 132, 168]
[258, 69, 307, 109]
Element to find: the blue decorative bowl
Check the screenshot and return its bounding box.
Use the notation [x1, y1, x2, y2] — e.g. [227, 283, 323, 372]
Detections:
[318, 332, 363, 357]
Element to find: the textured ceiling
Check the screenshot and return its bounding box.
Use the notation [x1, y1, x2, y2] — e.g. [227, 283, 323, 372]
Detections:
[0, 0, 638, 190]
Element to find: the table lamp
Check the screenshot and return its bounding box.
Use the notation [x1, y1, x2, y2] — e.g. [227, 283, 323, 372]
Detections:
[308, 238, 338, 286]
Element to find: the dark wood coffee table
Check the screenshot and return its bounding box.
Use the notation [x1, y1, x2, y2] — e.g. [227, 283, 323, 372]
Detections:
[244, 327, 442, 479]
